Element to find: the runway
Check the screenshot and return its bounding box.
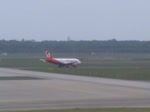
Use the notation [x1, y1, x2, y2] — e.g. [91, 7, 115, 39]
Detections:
[0, 68, 150, 110]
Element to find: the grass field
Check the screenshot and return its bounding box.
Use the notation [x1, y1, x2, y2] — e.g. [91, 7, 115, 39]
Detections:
[0, 53, 150, 80]
[1, 108, 150, 112]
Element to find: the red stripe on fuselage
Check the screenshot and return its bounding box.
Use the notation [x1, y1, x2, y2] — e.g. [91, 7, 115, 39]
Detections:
[46, 58, 64, 65]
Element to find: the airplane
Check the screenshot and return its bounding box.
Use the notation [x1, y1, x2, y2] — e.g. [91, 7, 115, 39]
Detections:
[40, 49, 81, 68]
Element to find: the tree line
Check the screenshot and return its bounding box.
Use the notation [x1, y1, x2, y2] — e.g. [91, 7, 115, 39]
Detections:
[0, 39, 150, 53]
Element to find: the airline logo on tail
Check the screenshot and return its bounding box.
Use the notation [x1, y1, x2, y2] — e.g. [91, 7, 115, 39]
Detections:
[46, 50, 52, 58]
[42, 49, 81, 68]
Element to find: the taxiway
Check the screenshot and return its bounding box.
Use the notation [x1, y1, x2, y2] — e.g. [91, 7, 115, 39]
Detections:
[0, 68, 150, 110]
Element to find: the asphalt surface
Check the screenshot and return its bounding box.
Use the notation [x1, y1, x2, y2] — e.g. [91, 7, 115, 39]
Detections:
[0, 68, 150, 110]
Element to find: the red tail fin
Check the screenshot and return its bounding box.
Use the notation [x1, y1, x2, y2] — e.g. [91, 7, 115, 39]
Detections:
[45, 50, 53, 58]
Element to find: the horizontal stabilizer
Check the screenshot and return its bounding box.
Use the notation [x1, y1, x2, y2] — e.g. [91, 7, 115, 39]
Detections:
[40, 59, 46, 62]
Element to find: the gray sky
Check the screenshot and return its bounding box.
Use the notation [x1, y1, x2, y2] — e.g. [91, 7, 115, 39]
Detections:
[0, 0, 150, 41]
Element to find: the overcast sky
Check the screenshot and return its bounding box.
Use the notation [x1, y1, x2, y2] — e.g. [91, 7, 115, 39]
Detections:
[0, 0, 150, 41]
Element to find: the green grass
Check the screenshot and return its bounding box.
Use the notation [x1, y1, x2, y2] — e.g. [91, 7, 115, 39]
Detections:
[1, 53, 150, 80]
[1, 108, 150, 112]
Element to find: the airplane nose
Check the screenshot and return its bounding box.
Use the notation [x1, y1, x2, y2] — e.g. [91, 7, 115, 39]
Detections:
[78, 60, 81, 64]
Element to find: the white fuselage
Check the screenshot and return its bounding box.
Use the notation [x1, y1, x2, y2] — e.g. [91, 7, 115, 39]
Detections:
[55, 58, 81, 64]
